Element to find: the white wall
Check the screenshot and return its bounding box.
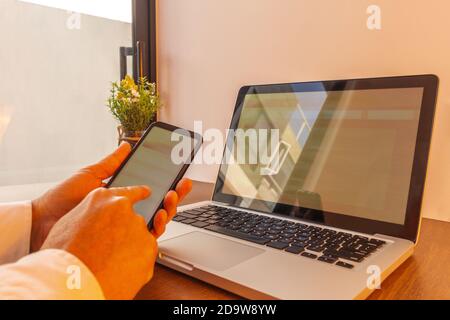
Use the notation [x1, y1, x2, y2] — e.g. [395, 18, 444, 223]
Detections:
[157, 0, 450, 222]
[0, 0, 131, 186]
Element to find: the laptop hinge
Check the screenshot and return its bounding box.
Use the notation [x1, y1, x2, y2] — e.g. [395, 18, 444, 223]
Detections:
[211, 201, 231, 207]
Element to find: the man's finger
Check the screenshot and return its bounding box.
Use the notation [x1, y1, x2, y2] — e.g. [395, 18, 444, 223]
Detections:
[85, 143, 132, 180]
[108, 185, 151, 204]
[163, 191, 178, 220]
[151, 209, 168, 238]
[175, 179, 192, 202]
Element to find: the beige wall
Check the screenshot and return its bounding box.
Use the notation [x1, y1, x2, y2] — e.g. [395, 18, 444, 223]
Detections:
[157, 0, 450, 222]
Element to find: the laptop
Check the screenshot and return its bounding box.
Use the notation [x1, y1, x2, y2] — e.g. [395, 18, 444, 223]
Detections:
[157, 75, 439, 299]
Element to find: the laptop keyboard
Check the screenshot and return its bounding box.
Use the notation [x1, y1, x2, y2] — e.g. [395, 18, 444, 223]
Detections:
[174, 205, 386, 269]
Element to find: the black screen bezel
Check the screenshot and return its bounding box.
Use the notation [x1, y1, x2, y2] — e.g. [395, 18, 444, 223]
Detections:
[212, 75, 438, 242]
[107, 121, 203, 226]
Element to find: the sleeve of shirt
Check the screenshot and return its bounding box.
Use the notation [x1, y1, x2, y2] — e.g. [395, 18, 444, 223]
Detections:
[0, 249, 105, 300]
[0, 202, 104, 300]
[0, 201, 33, 264]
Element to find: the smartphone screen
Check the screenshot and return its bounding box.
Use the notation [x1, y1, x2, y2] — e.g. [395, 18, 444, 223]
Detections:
[108, 124, 201, 224]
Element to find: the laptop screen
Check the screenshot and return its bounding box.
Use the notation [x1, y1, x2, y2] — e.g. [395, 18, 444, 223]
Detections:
[216, 85, 425, 226]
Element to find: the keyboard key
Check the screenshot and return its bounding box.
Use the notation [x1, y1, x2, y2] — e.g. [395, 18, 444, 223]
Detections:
[251, 231, 266, 237]
[178, 213, 198, 219]
[285, 245, 305, 254]
[346, 255, 365, 263]
[336, 261, 354, 269]
[337, 232, 353, 239]
[205, 225, 270, 245]
[353, 250, 371, 257]
[306, 226, 322, 232]
[318, 255, 338, 264]
[297, 223, 308, 230]
[307, 245, 325, 253]
[182, 210, 202, 216]
[298, 231, 312, 238]
[191, 221, 210, 228]
[369, 238, 386, 246]
[278, 237, 294, 243]
[354, 235, 369, 242]
[180, 218, 196, 225]
[339, 251, 365, 262]
[173, 216, 185, 222]
[307, 239, 324, 246]
[325, 244, 340, 250]
[267, 241, 289, 250]
[301, 252, 318, 259]
[322, 249, 339, 258]
[218, 222, 230, 227]
[244, 222, 258, 228]
[206, 214, 221, 220]
[292, 241, 308, 247]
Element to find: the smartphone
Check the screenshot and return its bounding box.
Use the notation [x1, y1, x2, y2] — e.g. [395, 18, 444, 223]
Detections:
[106, 122, 202, 227]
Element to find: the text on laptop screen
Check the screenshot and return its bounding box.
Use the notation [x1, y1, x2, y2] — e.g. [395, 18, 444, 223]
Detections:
[220, 87, 424, 225]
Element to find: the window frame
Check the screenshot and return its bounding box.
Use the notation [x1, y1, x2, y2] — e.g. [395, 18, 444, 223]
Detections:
[132, 0, 157, 83]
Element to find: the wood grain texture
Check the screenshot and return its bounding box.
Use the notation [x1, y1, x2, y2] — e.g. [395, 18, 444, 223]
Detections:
[136, 181, 450, 300]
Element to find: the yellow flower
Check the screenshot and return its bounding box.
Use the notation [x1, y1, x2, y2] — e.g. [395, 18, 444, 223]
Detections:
[121, 75, 138, 91]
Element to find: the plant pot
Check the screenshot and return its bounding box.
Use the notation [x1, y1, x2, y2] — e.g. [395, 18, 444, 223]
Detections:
[118, 126, 145, 147]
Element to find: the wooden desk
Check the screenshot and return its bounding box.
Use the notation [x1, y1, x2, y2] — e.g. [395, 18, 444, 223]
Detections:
[136, 182, 450, 300]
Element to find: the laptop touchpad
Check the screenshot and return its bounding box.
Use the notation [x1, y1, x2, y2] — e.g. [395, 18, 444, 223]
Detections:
[159, 232, 264, 271]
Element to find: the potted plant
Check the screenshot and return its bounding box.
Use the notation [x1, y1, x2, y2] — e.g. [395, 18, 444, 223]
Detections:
[107, 75, 161, 146]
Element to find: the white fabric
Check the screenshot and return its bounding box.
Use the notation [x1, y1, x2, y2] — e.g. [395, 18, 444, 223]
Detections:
[0, 201, 104, 300]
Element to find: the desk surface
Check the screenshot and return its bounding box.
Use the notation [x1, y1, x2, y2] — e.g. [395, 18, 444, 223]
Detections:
[137, 181, 450, 300]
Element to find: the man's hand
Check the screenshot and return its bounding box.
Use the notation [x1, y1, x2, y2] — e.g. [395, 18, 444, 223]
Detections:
[41, 186, 158, 300]
[31, 143, 192, 251]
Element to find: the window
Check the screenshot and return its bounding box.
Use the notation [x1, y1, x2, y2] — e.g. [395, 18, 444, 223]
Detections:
[0, 0, 154, 200]
[18, 0, 132, 22]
